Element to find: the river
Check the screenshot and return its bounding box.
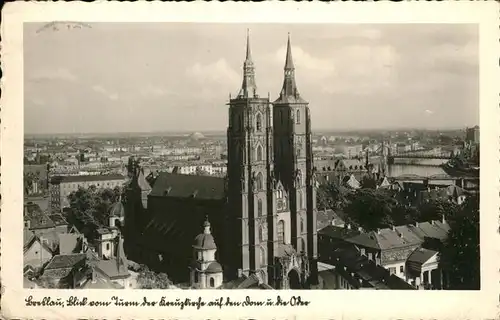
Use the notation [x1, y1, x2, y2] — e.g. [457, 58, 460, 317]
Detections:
[388, 158, 449, 178]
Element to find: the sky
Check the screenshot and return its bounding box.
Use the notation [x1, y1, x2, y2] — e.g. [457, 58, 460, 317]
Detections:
[24, 23, 478, 134]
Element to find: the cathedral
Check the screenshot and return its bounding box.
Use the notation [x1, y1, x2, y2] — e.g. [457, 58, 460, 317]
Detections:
[224, 31, 318, 289]
[124, 31, 319, 289]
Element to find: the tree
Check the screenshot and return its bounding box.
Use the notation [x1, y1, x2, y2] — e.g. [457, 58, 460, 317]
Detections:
[417, 199, 458, 223]
[66, 186, 121, 243]
[344, 188, 398, 231]
[316, 182, 349, 211]
[438, 195, 479, 290]
[360, 175, 377, 189]
[136, 265, 172, 289]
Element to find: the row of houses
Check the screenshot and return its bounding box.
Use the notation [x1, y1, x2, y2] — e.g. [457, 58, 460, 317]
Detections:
[317, 212, 450, 290]
[23, 199, 139, 290]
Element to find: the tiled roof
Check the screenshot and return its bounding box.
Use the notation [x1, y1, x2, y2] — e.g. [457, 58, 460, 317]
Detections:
[44, 253, 86, 270]
[95, 259, 130, 280]
[318, 225, 360, 240]
[58, 233, 81, 255]
[48, 213, 68, 226]
[407, 247, 438, 264]
[325, 246, 415, 290]
[149, 172, 225, 200]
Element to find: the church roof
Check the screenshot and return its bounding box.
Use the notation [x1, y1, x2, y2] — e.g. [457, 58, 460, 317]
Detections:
[205, 262, 223, 273]
[150, 172, 225, 200]
[193, 233, 217, 250]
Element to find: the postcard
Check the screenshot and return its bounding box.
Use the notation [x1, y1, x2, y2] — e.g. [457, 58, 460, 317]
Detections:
[1, 1, 499, 319]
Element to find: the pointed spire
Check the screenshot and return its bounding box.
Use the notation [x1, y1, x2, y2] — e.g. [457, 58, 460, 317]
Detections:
[245, 28, 252, 62]
[238, 29, 257, 98]
[284, 32, 295, 70]
[275, 33, 304, 103]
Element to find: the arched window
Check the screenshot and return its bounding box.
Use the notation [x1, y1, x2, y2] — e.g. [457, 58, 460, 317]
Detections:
[256, 113, 262, 131]
[296, 109, 301, 124]
[277, 220, 285, 244]
[260, 246, 266, 266]
[210, 277, 215, 287]
[259, 226, 264, 242]
[300, 218, 304, 233]
[256, 145, 263, 161]
[256, 172, 263, 190]
[257, 198, 263, 216]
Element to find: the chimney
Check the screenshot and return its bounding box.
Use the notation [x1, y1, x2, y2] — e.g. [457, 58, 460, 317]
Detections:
[392, 225, 396, 231]
[24, 219, 31, 229]
[377, 229, 381, 235]
[442, 214, 446, 224]
[347, 224, 352, 230]
[237, 268, 243, 278]
[358, 227, 364, 232]
[431, 220, 436, 225]
[415, 222, 419, 228]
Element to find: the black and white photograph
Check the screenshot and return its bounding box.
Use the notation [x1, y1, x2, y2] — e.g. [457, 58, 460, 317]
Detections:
[19, 22, 481, 292]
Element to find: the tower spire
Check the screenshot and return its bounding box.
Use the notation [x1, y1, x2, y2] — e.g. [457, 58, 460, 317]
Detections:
[278, 32, 300, 100]
[238, 29, 257, 98]
[285, 32, 295, 70]
[245, 28, 252, 61]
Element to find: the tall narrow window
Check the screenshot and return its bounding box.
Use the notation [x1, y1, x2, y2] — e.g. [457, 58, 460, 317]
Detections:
[259, 227, 264, 242]
[300, 217, 304, 233]
[277, 220, 285, 244]
[296, 109, 301, 124]
[210, 277, 215, 287]
[260, 246, 266, 266]
[256, 172, 263, 190]
[256, 113, 262, 131]
[257, 199, 263, 216]
[298, 191, 303, 209]
[301, 238, 306, 252]
[256, 145, 263, 161]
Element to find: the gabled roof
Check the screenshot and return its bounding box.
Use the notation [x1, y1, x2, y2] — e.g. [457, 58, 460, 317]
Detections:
[150, 172, 225, 200]
[44, 253, 86, 270]
[318, 225, 360, 241]
[407, 247, 438, 265]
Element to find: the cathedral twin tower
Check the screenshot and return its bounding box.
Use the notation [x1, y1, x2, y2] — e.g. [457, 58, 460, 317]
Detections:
[226, 31, 319, 289]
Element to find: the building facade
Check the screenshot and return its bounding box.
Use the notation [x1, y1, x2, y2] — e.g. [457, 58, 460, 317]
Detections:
[49, 174, 127, 212]
[225, 32, 318, 288]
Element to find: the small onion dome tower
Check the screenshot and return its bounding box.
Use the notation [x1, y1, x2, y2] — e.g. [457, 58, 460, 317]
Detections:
[190, 216, 223, 289]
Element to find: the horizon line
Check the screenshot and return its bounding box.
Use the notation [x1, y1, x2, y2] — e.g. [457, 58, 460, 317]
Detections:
[24, 126, 475, 137]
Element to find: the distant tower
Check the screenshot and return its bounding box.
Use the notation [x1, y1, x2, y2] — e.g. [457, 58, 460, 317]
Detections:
[190, 217, 223, 289]
[272, 34, 318, 286]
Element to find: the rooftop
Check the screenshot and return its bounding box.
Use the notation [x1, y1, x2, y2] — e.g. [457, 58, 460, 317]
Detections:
[44, 253, 87, 270]
[149, 172, 225, 200]
[51, 174, 126, 184]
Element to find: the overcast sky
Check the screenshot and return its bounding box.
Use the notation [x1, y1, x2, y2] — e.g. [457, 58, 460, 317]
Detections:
[24, 23, 478, 134]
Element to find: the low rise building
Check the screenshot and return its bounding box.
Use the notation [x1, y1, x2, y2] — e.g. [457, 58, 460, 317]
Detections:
[49, 174, 127, 211]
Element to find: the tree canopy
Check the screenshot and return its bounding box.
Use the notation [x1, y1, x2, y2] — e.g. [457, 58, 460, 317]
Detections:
[438, 195, 480, 290]
[136, 265, 172, 289]
[66, 185, 121, 243]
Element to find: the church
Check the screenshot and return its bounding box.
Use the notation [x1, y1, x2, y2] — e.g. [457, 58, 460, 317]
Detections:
[124, 32, 319, 289]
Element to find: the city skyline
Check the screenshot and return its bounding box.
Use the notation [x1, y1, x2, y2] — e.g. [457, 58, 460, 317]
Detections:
[24, 23, 478, 134]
